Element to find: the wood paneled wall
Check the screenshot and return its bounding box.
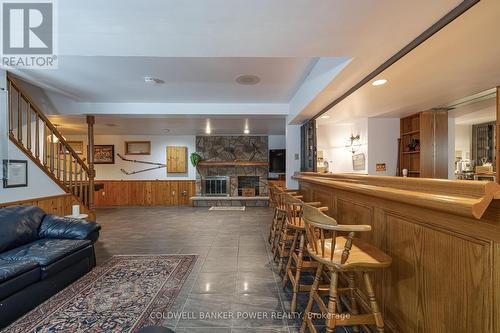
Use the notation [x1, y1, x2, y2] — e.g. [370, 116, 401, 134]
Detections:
[297, 173, 500, 333]
[94, 180, 196, 206]
[0, 193, 85, 216]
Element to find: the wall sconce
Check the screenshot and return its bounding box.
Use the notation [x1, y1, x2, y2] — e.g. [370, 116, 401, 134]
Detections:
[345, 134, 361, 154]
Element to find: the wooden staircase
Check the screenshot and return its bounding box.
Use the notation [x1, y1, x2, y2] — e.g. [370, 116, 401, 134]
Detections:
[6, 74, 95, 217]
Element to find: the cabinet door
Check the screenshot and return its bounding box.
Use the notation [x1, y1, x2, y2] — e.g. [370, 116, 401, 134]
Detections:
[167, 146, 188, 173]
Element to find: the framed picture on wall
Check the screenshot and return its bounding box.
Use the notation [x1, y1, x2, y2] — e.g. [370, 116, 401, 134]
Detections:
[125, 141, 151, 155]
[352, 153, 366, 171]
[61, 141, 84, 155]
[94, 145, 115, 164]
[3, 160, 28, 188]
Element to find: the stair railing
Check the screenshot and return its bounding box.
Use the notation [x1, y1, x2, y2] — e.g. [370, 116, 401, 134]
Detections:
[6, 74, 93, 210]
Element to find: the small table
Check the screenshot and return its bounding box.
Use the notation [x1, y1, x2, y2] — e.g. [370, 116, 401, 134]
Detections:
[64, 214, 89, 219]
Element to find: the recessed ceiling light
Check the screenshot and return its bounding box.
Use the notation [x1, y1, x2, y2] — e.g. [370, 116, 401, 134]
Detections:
[163, 129, 170, 133]
[244, 129, 250, 134]
[320, 115, 330, 119]
[144, 76, 165, 85]
[235, 74, 260, 85]
[372, 79, 388, 86]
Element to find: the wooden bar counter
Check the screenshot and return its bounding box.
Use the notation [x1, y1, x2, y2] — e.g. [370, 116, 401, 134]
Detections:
[294, 172, 500, 333]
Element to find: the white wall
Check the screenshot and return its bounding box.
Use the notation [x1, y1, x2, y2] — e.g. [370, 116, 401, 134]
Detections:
[65, 135, 197, 180]
[455, 124, 472, 160]
[317, 119, 368, 173]
[286, 125, 301, 188]
[316, 118, 399, 176]
[0, 141, 65, 204]
[268, 135, 286, 150]
[367, 118, 400, 176]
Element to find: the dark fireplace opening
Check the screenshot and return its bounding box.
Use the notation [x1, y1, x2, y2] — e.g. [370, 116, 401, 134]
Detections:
[238, 176, 260, 196]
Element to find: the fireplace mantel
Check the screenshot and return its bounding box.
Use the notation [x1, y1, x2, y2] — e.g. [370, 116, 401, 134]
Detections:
[197, 161, 269, 167]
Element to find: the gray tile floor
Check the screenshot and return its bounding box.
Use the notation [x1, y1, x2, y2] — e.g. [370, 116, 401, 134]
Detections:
[94, 206, 348, 333]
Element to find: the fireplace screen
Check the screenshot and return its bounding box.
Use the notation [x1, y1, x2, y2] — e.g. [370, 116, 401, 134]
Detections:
[202, 176, 230, 196]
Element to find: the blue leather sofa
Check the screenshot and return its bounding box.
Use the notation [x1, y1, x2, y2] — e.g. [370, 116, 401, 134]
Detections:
[0, 205, 101, 329]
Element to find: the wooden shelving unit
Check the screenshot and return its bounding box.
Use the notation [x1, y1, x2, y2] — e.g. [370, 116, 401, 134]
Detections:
[400, 113, 421, 177]
[399, 110, 448, 179]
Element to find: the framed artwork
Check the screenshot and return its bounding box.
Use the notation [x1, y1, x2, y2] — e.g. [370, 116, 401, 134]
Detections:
[352, 153, 366, 171]
[94, 145, 115, 164]
[125, 141, 151, 155]
[3, 160, 28, 188]
[61, 141, 84, 155]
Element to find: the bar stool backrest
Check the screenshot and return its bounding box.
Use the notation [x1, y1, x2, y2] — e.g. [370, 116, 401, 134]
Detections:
[284, 192, 304, 227]
[269, 186, 278, 207]
[303, 204, 371, 265]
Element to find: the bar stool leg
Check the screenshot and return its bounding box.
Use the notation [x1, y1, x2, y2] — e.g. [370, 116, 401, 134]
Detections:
[363, 272, 385, 333]
[268, 208, 278, 244]
[277, 223, 289, 273]
[282, 229, 299, 288]
[325, 271, 338, 333]
[348, 272, 360, 333]
[290, 232, 305, 313]
[300, 263, 323, 333]
[272, 212, 285, 260]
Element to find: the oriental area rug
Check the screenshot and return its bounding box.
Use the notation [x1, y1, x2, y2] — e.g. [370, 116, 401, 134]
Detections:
[4, 255, 197, 333]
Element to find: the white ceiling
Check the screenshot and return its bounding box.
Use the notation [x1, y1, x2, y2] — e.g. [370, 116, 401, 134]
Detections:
[10, 0, 462, 113]
[317, 0, 500, 125]
[20, 57, 316, 102]
[48, 115, 286, 136]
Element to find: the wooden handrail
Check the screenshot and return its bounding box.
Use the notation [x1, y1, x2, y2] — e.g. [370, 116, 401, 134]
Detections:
[6, 73, 94, 211]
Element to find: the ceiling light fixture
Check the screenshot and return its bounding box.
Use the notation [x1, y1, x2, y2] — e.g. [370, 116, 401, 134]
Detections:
[205, 121, 211, 135]
[372, 79, 388, 86]
[235, 74, 260, 85]
[144, 76, 165, 85]
[320, 115, 330, 119]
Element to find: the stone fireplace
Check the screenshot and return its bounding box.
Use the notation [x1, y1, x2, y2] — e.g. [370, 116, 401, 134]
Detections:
[195, 136, 269, 197]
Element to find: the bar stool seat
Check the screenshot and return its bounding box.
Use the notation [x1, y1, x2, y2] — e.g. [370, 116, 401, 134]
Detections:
[308, 237, 392, 271]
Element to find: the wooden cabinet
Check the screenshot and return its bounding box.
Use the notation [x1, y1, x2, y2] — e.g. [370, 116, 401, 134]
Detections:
[400, 111, 448, 178]
[167, 146, 188, 173]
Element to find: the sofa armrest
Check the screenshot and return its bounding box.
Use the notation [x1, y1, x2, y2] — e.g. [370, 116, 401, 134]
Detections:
[39, 215, 101, 242]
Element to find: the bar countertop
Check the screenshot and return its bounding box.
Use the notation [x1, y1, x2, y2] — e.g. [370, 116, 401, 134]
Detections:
[293, 172, 500, 219]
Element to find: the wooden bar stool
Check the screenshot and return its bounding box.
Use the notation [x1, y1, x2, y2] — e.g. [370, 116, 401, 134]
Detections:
[300, 204, 392, 333]
[272, 189, 303, 261]
[281, 193, 329, 313]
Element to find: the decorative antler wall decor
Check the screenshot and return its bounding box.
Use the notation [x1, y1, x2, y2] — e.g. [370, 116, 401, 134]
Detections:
[117, 153, 167, 175]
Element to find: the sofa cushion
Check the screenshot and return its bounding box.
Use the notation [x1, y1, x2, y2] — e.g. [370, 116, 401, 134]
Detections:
[39, 214, 101, 241]
[0, 239, 91, 266]
[0, 259, 39, 283]
[0, 205, 46, 253]
[0, 259, 40, 300]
